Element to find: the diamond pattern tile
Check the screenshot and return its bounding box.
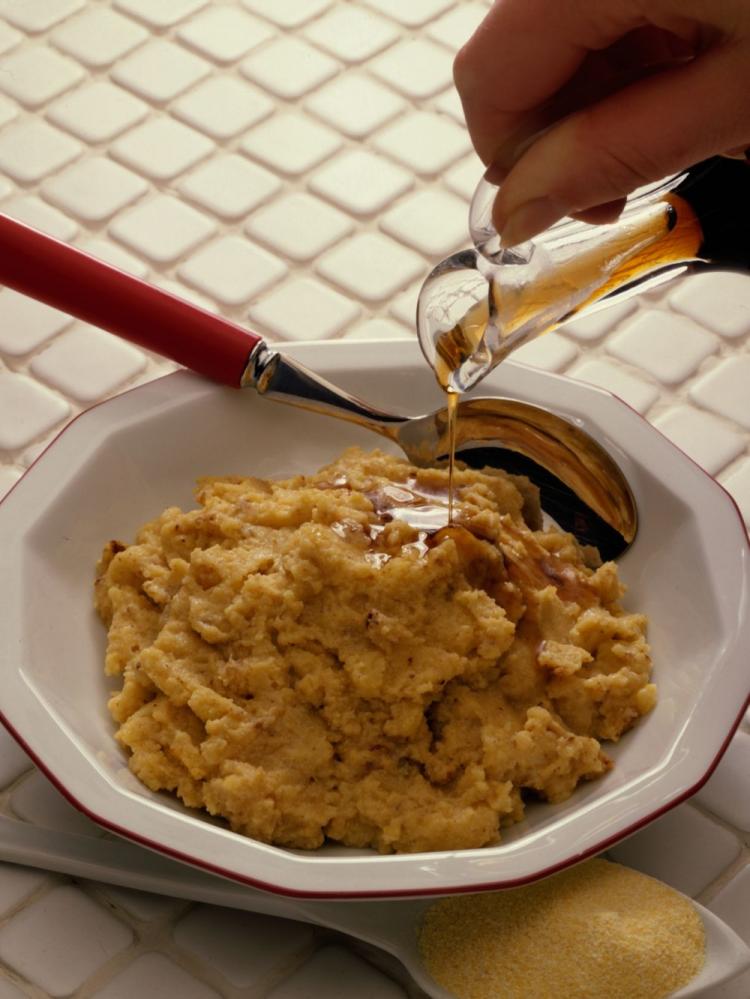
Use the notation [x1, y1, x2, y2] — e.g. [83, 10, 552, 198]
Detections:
[562, 298, 637, 342]
[0, 289, 72, 357]
[173, 77, 273, 140]
[241, 37, 338, 100]
[30, 324, 147, 403]
[711, 865, 750, 946]
[689, 356, 750, 430]
[0, 975, 25, 999]
[372, 111, 471, 176]
[0, 18, 21, 54]
[93, 953, 218, 999]
[0, 886, 132, 996]
[652, 405, 745, 476]
[0, 45, 83, 108]
[569, 359, 660, 413]
[178, 153, 281, 220]
[0, 0, 84, 33]
[50, 8, 148, 68]
[2, 193, 78, 241]
[344, 317, 411, 341]
[266, 947, 407, 999]
[19, 434, 60, 470]
[444, 154, 483, 201]
[246, 192, 353, 262]
[240, 0, 333, 29]
[110, 195, 216, 264]
[76, 237, 150, 278]
[305, 72, 405, 139]
[309, 149, 412, 216]
[303, 5, 397, 62]
[0, 119, 80, 183]
[317, 232, 423, 303]
[608, 804, 741, 896]
[369, 39, 453, 100]
[433, 86, 465, 125]
[513, 332, 579, 373]
[669, 271, 750, 339]
[380, 189, 466, 256]
[426, 2, 487, 49]
[178, 235, 287, 306]
[248, 276, 359, 340]
[111, 116, 214, 182]
[0, 93, 16, 128]
[359, 0, 453, 27]
[1, 4, 749, 998]
[696, 731, 750, 831]
[177, 6, 273, 63]
[0, 865, 48, 918]
[154, 277, 216, 313]
[97, 886, 186, 924]
[606, 309, 717, 385]
[47, 81, 148, 143]
[112, 40, 210, 102]
[113, 0, 208, 29]
[389, 281, 420, 328]
[240, 111, 341, 176]
[174, 907, 314, 988]
[41, 157, 147, 222]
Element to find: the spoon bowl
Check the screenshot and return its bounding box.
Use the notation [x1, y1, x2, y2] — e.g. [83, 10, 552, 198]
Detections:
[295, 894, 750, 999]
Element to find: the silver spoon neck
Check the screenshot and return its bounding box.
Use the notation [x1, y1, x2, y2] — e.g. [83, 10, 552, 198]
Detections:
[241, 342, 407, 439]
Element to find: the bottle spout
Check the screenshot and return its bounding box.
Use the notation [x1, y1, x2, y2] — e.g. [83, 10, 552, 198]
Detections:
[418, 171, 704, 394]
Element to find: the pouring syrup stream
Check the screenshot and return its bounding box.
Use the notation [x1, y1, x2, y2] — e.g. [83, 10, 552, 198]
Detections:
[445, 391, 458, 523]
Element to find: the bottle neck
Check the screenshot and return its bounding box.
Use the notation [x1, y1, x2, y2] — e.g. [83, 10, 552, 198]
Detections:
[673, 156, 750, 268]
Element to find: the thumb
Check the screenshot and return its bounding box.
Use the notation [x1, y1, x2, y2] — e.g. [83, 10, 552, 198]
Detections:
[494, 44, 750, 246]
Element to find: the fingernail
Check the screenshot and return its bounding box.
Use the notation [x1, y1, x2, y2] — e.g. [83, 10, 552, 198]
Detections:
[499, 196, 569, 247]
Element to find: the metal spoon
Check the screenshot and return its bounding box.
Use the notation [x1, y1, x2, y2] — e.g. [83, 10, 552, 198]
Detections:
[0, 213, 636, 557]
[2, 818, 748, 999]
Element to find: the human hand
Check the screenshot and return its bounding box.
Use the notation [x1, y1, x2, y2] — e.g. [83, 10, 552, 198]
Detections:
[454, 0, 750, 246]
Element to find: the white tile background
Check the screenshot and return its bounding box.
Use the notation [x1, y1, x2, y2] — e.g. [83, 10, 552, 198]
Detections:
[0, 1, 748, 997]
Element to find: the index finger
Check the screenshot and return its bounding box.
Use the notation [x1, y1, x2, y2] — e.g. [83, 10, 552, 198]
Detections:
[453, 0, 651, 164]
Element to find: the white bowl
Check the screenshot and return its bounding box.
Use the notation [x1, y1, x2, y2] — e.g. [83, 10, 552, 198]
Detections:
[1, 339, 748, 898]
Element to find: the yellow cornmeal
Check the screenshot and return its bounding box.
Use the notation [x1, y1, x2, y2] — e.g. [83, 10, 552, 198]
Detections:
[95, 448, 655, 854]
[419, 859, 705, 999]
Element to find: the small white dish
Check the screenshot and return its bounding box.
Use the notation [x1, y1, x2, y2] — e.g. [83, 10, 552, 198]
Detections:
[0, 339, 748, 898]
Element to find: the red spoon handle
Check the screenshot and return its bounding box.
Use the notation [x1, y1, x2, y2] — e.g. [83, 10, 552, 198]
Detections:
[0, 214, 262, 388]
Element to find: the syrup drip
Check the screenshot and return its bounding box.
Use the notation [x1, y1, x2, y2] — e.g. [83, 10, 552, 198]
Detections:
[365, 479, 451, 534]
[325, 480, 591, 613]
[446, 391, 459, 524]
[431, 303, 488, 525]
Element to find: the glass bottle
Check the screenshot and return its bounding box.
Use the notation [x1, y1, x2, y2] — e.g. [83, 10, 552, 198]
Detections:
[418, 156, 750, 394]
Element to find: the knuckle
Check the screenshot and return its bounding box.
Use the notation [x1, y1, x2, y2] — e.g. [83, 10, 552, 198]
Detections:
[570, 110, 663, 199]
[452, 43, 477, 93]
